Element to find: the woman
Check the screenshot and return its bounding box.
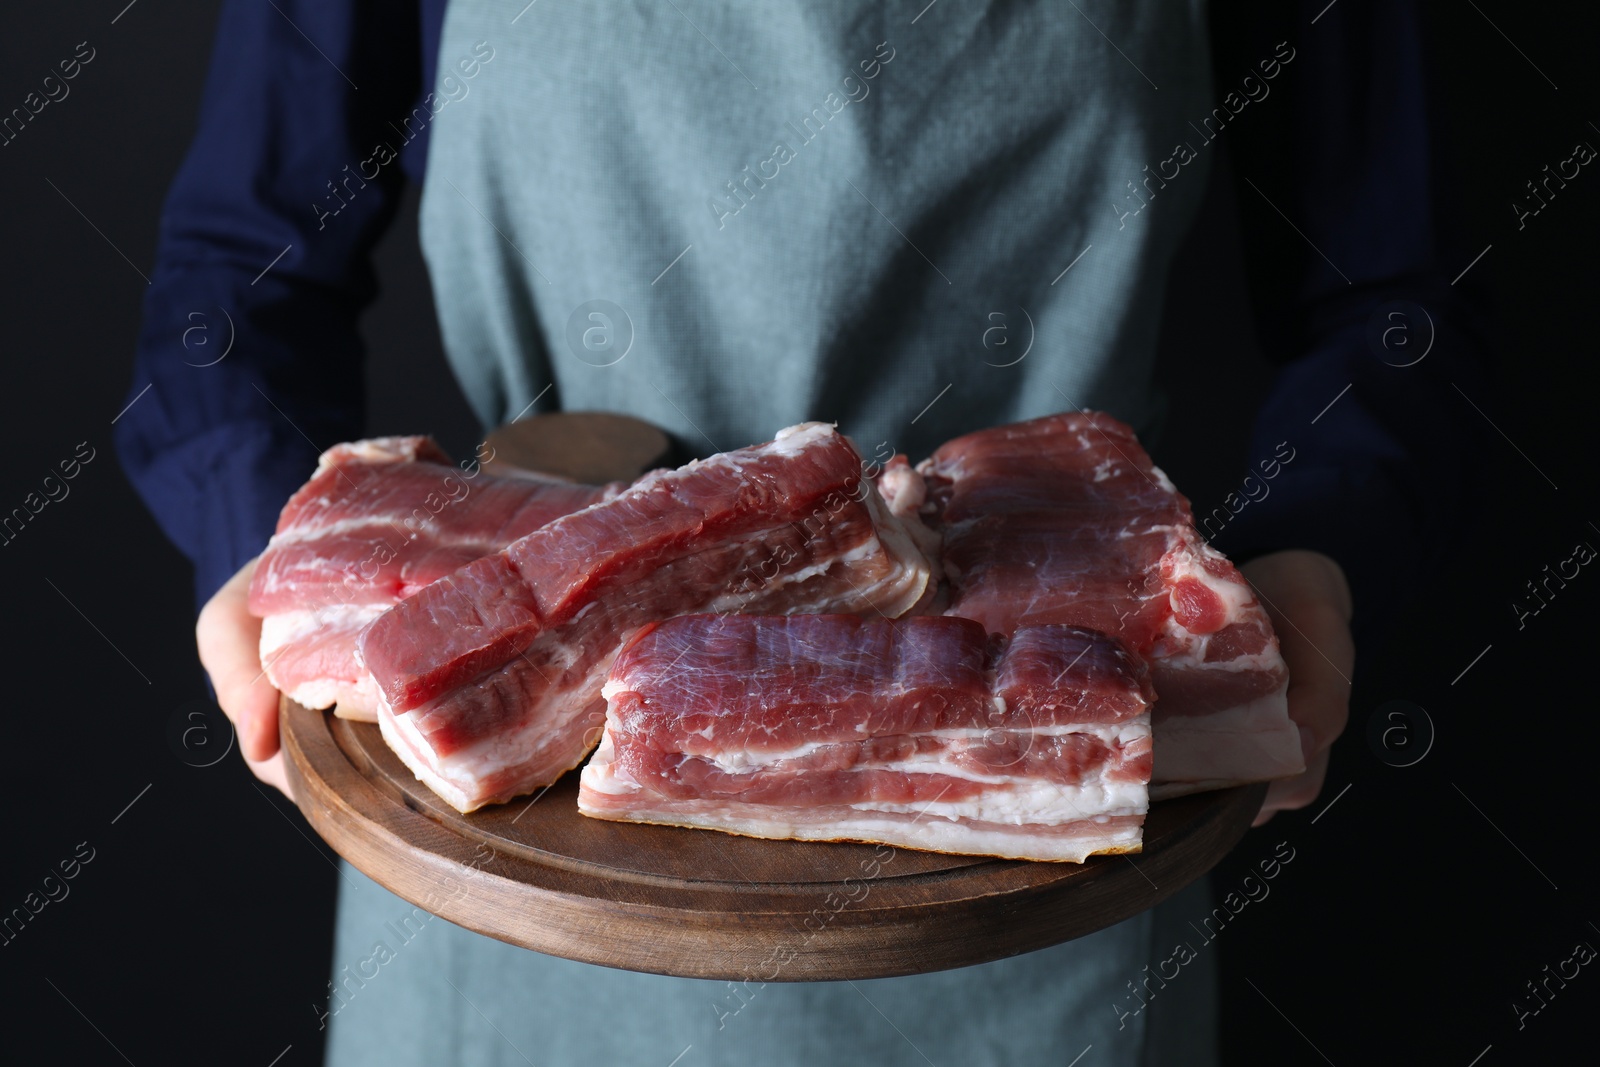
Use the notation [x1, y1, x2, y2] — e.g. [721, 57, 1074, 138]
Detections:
[119, 2, 1482, 1063]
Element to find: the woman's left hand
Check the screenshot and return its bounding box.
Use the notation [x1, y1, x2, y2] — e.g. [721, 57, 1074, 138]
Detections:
[1238, 549, 1355, 826]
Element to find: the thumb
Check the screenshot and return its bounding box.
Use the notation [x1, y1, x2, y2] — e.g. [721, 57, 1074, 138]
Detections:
[196, 557, 281, 764]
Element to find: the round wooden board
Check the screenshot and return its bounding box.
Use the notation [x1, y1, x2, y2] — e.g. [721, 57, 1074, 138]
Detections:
[281, 696, 1267, 981]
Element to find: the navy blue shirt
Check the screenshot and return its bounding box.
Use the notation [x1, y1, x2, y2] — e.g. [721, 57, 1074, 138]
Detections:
[115, 0, 1490, 642]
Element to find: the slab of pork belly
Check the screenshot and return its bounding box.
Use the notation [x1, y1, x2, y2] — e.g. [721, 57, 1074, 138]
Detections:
[915, 411, 1304, 794]
[579, 614, 1153, 862]
[248, 436, 616, 720]
[360, 423, 936, 812]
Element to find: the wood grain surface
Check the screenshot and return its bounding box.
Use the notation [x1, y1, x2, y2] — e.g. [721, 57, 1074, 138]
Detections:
[281, 696, 1265, 981]
[480, 410, 673, 484]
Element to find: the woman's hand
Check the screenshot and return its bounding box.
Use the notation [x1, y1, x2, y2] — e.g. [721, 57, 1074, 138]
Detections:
[1239, 549, 1355, 826]
[196, 556, 292, 797]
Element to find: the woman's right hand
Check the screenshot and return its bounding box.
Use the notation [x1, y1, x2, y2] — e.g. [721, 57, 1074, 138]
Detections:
[196, 556, 293, 797]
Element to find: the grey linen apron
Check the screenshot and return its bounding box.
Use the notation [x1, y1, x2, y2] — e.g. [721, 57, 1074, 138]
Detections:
[331, 2, 1222, 1063]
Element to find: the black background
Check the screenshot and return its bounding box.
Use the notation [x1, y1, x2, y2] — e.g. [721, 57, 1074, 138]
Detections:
[1, 2, 1594, 1064]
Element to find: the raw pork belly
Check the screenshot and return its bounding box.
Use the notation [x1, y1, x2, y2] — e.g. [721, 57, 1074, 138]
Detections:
[579, 614, 1153, 862]
[249, 437, 615, 720]
[359, 423, 935, 812]
[918, 412, 1303, 794]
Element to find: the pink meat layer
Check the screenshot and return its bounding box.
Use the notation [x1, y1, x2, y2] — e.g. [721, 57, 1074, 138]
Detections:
[248, 436, 617, 719]
[579, 614, 1152, 862]
[917, 411, 1304, 791]
[250, 437, 615, 613]
[361, 423, 935, 812]
[611, 614, 1150, 758]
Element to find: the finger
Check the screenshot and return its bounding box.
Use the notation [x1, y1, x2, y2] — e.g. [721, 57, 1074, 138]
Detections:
[1275, 602, 1354, 758]
[1244, 551, 1355, 759]
[196, 558, 280, 764]
[246, 750, 295, 801]
[1253, 748, 1331, 825]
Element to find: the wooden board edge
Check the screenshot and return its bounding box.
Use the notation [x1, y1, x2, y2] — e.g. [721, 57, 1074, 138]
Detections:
[281, 696, 1266, 980]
